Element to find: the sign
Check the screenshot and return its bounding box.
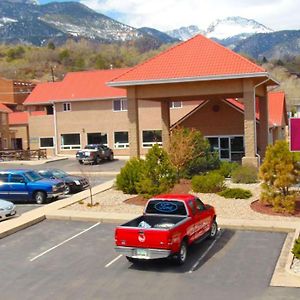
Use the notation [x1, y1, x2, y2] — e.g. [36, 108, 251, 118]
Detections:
[290, 118, 300, 151]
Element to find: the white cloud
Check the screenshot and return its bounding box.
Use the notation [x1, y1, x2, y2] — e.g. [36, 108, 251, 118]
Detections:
[80, 0, 300, 31]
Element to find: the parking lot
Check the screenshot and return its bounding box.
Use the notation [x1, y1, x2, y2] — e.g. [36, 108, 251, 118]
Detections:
[1, 220, 299, 300]
[0, 158, 122, 215]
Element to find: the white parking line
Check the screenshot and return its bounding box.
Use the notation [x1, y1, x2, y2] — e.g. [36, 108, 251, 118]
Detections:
[188, 229, 223, 273]
[30, 222, 101, 262]
[105, 255, 123, 268]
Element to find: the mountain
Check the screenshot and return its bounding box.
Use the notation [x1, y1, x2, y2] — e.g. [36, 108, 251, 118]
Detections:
[0, 1, 170, 47]
[234, 30, 300, 60]
[166, 25, 204, 41]
[138, 27, 178, 44]
[206, 17, 272, 40]
[167, 16, 273, 43]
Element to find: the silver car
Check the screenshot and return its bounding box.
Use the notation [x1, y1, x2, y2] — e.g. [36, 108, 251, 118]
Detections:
[0, 199, 16, 221]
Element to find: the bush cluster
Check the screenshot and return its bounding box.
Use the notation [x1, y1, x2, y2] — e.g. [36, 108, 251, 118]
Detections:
[231, 165, 258, 184]
[191, 172, 225, 193]
[217, 161, 239, 178]
[116, 144, 176, 198]
[292, 238, 300, 259]
[218, 188, 252, 199]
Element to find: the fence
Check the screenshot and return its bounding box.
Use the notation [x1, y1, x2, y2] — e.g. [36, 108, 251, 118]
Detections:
[0, 149, 47, 161]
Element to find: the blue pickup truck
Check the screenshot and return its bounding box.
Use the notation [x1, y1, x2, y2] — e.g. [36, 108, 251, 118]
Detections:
[0, 169, 66, 204]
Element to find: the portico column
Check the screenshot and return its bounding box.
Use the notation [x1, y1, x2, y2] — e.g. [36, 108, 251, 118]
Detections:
[242, 79, 259, 167]
[127, 87, 140, 158]
[161, 100, 170, 150]
[258, 88, 269, 158]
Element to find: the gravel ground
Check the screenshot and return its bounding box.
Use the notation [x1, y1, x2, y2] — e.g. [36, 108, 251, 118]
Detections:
[67, 180, 300, 222]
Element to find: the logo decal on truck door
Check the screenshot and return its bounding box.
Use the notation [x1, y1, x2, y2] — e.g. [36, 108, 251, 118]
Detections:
[138, 232, 146, 242]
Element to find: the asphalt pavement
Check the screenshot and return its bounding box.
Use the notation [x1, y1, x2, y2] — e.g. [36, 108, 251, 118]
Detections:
[1, 220, 299, 300]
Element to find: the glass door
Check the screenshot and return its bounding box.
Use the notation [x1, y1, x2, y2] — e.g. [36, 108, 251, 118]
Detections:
[220, 137, 230, 160]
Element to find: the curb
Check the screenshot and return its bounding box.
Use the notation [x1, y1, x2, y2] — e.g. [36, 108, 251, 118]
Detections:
[0, 157, 69, 166]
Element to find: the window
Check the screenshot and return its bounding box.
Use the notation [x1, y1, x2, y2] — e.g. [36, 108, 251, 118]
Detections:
[61, 133, 80, 150]
[63, 102, 71, 112]
[142, 130, 162, 148]
[195, 198, 206, 211]
[46, 106, 53, 115]
[113, 99, 127, 112]
[0, 173, 8, 183]
[114, 131, 129, 149]
[40, 137, 54, 148]
[10, 174, 25, 183]
[170, 101, 182, 109]
[87, 132, 108, 145]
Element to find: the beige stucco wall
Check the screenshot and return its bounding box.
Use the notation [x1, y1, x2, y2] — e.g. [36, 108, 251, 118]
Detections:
[9, 124, 29, 150]
[28, 99, 200, 156]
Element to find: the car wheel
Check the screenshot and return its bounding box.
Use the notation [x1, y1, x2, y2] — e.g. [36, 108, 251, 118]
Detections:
[108, 153, 114, 161]
[209, 220, 218, 239]
[79, 160, 83, 165]
[175, 240, 188, 265]
[94, 156, 101, 165]
[65, 185, 71, 194]
[34, 191, 46, 204]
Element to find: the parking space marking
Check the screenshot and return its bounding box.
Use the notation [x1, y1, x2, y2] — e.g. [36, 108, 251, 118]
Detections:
[188, 229, 223, 273]
[105, 254, 123, 268]
[30, 222, 101, 262]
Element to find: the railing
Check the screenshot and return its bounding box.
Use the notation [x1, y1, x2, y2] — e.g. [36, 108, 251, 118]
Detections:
[0, 149, 47, 161]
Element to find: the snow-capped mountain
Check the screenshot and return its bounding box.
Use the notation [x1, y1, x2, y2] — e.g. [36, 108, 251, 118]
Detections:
[206, 17, 273, 40]
[166, 25, 204, 41]
[167, 16, 273, 41]
[0, 1, 173, 47]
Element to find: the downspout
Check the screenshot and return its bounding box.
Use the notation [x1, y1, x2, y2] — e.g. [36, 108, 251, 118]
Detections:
[52, 101, 58, 156]
[253, 76, 271, 167]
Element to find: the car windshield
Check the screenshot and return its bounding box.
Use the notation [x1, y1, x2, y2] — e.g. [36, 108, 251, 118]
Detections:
[51, 169, 68, 178]
[24, 171, 43, 182]
[145, 200, 188, 216]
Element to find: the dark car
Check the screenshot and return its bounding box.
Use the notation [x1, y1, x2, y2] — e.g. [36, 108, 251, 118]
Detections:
[38, 169, 89, 194]
[76, 144, 114, 164]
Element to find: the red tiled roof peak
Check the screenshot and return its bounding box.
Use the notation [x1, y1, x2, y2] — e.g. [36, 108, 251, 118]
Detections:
[110, 34, 267, 85]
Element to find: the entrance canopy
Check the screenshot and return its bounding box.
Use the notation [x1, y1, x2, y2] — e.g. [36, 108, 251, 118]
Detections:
[108, 34, 278, 166]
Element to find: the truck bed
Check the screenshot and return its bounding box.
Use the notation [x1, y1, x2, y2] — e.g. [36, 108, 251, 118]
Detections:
[121, 215, 187, 229]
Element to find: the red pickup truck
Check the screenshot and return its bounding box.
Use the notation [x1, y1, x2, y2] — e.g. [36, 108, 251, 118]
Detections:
[115, 194, 217, 265]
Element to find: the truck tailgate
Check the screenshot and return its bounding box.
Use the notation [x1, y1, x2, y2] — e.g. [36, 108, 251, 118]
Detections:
[115, 227, 172, 250]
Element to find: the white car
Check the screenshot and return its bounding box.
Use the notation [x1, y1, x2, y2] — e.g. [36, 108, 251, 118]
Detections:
[0, 199, 16, 221]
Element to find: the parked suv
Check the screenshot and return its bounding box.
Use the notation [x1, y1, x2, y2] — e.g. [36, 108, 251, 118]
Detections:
[76, 144, 114, 164]
[0, 169, 66, 204]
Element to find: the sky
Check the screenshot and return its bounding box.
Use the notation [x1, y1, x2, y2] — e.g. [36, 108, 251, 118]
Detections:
[38, 0, 300, 32]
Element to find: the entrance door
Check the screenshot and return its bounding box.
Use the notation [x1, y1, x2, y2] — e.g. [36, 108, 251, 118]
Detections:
[220, 137, 230, 160]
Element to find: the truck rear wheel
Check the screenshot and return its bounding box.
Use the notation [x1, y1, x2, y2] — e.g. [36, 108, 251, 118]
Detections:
[34, 191, 46, 204]
[126, 256, 139, 264]
[175, 240, 188, 265]
[209, 220, 218, 239]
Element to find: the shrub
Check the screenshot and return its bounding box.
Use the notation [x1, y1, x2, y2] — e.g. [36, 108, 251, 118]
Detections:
[218, 188, 252, 199]
[259, 140, 300, 213]
[218, 161, 239, 178]
[231, 165, 258, 183]
[168, 127, 220, 178]
[292, 238, 300, 259]
[116, 158, 145, 194]
[136, 144, 176, 198]
[192, 172, 225, 193]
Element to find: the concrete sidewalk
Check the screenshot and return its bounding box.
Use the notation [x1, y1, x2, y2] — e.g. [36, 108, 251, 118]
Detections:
[0, 179, 299, 287]
[0, 156, 69, 166]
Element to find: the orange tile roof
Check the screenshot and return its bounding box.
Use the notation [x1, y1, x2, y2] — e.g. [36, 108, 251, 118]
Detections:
[9, 111, 46, 125]
[9, 112, 29, 125]
[0, 103, 13, 113]
[109, 34, 267, 85]
[24, 69, 129, 105]
[226, 91, 287, 126]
